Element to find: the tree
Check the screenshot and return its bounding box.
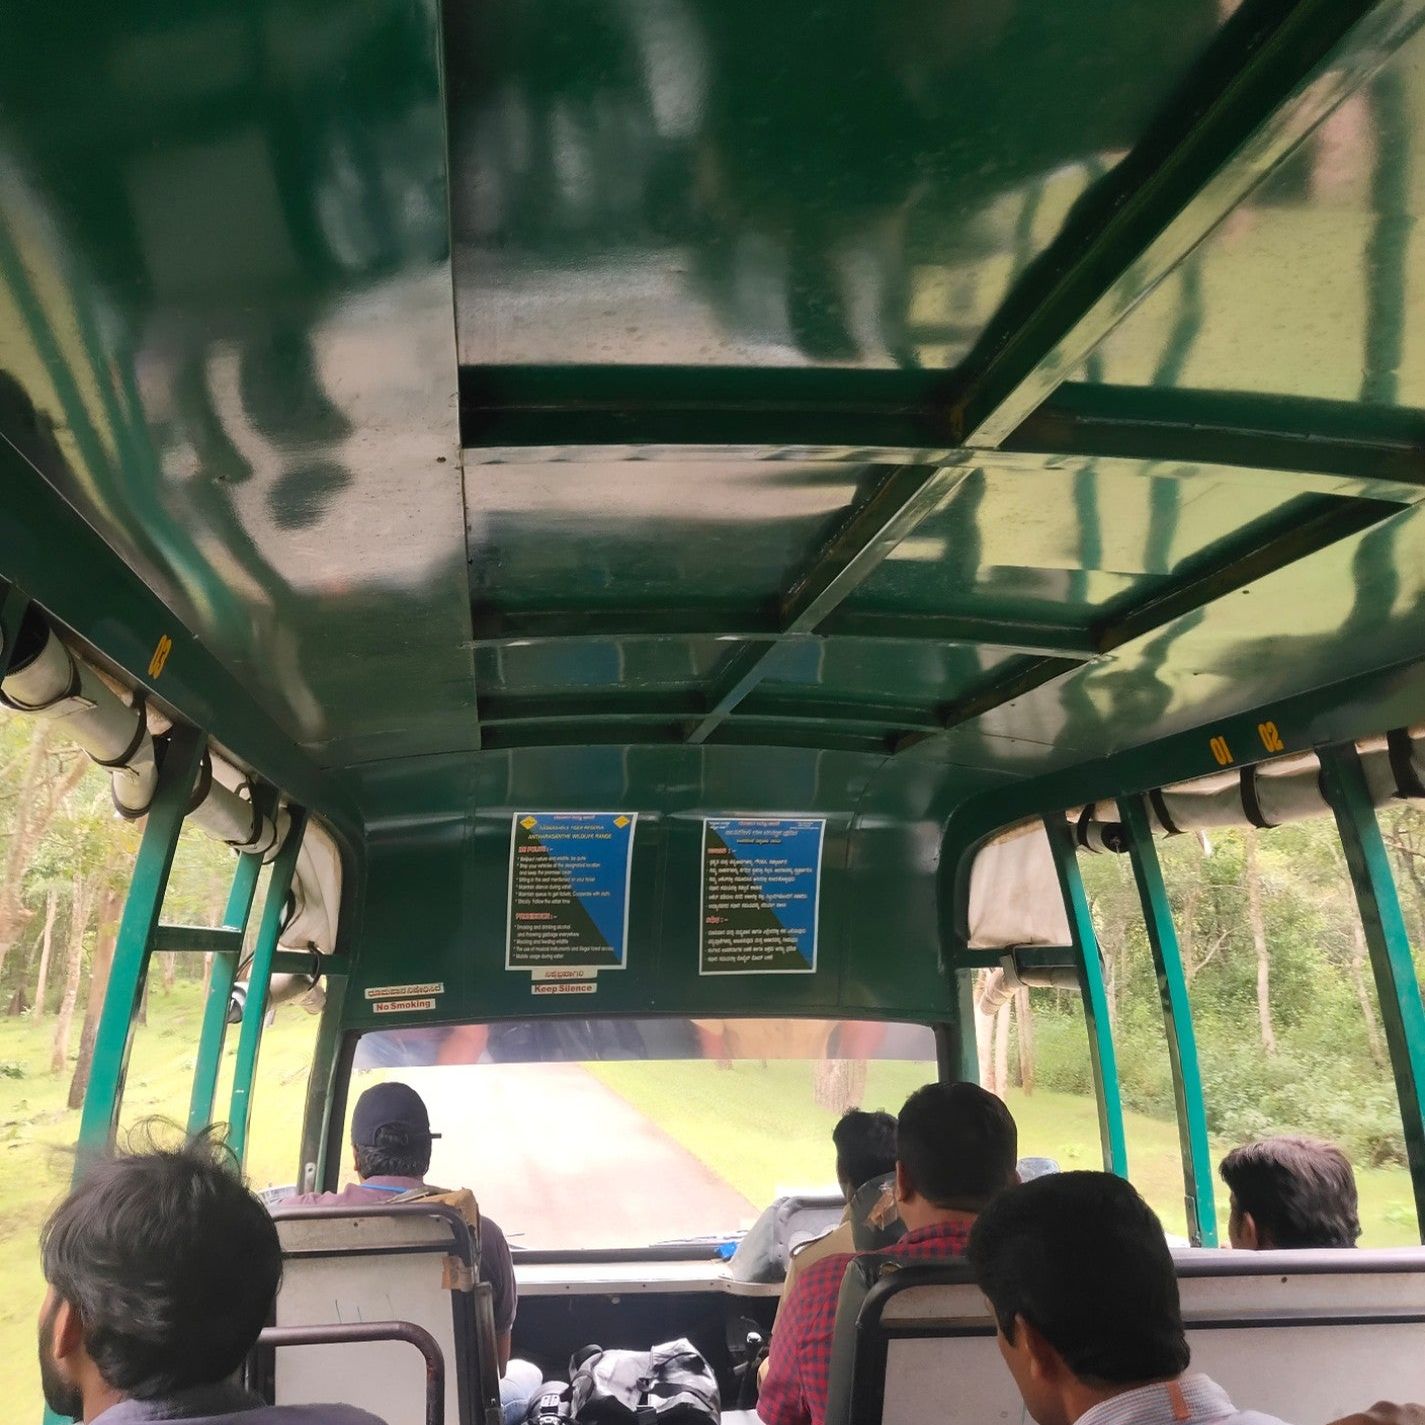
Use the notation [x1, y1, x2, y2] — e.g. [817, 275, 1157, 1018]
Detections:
[1243, 829, 1278, 1055]
[30, 885, 57, 1019]
[51, 873, 96, 1074]
[0, 730, 87, 984]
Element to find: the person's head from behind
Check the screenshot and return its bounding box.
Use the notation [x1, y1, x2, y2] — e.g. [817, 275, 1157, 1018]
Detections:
[968, 1172, 1189, 1425]
[1220, 1135, 1360, 1250]
[38, 1125, 282, 1420]
[832, 1108, 897, 1202]
[894, 1081, 1018, 1229]
[351, 1081, 438, 1181]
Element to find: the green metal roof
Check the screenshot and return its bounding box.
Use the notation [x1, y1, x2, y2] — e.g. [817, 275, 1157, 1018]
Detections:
[2, 0, 1425, 839]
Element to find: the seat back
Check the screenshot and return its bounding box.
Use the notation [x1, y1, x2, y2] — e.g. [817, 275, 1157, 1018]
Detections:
[270, 1203, 500, 1425]
[823, 1248, 1425, 1425]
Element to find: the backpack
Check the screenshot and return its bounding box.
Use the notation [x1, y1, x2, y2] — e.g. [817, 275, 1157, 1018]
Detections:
[528, 1339, 719, 1424]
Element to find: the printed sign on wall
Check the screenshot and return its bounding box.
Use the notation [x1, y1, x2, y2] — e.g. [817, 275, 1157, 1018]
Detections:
[699, 817, 825, 975]
[506, 812, 637, 973]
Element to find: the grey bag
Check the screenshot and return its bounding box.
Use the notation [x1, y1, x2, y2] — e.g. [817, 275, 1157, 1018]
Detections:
[570, 1337, 719, 1423]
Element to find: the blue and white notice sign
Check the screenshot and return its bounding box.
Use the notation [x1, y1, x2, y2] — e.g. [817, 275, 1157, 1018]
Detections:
[506, 812, 637, 971]
[699, 817, 825, 975]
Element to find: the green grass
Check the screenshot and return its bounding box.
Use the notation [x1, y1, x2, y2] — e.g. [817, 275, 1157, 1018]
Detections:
[0, 982, 319, 1421]
[587, 1060, 1421, 1248]
[0, 1026, 1418, 1422]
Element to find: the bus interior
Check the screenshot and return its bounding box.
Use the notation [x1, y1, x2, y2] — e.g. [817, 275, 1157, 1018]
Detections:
[5, 1, 1425, 1422]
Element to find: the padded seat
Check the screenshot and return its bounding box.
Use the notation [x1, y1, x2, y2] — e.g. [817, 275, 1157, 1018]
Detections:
[824, 1247, 1425, 1425]
[268, 1202, 502, 1425]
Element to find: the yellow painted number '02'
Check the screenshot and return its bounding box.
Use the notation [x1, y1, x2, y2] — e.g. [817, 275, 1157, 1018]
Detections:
[1258, 720, 1284, 753]
[1209, 735, 1233, 767]
[148, 634, 173, 679]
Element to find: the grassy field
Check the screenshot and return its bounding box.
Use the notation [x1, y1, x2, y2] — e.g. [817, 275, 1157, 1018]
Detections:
[588, 1060, 1422, 1247]
[0, 1012, 1418, 1421]
[0, 983, 319, 1421]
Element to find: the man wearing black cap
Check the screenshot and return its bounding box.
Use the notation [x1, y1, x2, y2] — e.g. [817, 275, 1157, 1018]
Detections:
[284, 1082, 536, 1423]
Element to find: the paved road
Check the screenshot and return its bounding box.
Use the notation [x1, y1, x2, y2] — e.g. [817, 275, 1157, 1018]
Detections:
[395, 1063, 758, 1249]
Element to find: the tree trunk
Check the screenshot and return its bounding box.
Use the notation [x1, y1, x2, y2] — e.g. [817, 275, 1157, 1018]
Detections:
[1244, 830, 1277, 1055]
[1348, 918, 1387, 1069]
[1014, 986, 1036, 1094]
[32, 885, 58, 1019]
[974, 970, 995, 1086]
[993, 1000, 1012, 1098]
[0, 730, 50, 981]
[67, 885, 122, 1109]
[161, 952, 176, 993]
[51, 877, 95, 1075]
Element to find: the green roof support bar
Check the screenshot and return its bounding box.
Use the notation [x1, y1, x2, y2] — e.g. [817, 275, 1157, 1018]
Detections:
[74, 726, 206, 1160]
[185, 850, 265, 1136]
[1119, 795, 1217, 1245]
[227, 808, 308, 1165]
[1044, 811, 1128, 1177]
[1319, 743, 1425, 1240]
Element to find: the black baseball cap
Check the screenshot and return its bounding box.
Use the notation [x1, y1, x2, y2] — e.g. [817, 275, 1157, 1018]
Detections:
[351, 1081, 441, 1148]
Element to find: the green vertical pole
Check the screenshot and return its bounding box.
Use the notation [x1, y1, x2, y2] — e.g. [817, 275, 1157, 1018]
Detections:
[1119, 795, 1218, 1245]
[298, 976, 350, 1194]
[944, 970, 981, 1084]
[1045, 812, 1129, 1176]
[185, 851, 264, 1134]
[227, 808, 307, 1165]
[0, 583, 32, 677]
[74, 727, 206, 1160]
[1319, 743, 1425, 1240]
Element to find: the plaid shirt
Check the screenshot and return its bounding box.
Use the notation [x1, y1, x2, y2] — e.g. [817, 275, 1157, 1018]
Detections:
[756, 1219, 973, 1425]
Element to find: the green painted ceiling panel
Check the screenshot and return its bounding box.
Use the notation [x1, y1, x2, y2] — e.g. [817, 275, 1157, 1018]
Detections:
[446, 0, 1227, 371]
[475, 638, 732, 697]
[743, 637, 1018, 711]
[466, 460, 885, 609]
[0, 0, 477, 769]
[1075, 25, 1425, 407]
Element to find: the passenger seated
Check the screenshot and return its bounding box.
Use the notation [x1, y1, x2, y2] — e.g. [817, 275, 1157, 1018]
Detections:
[282, 1082, 540, 1425]
[37, 1126, 386, 1425]
[1218, 1136, 1360, 1250]
[757, 1082, 1018, 1425]
[968, 1171, 1293, 1425]
[775, 1109, 897, 1326]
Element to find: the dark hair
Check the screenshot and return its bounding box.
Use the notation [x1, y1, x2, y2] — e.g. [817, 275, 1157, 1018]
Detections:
[895, 1081, 1017, 1210]
[40, 1124, 282, 1399]
[832, 1109, 897, 1194]
[968, 1171, 1190, 1385]
[354, 1121, 432, 1180]
[1220, 1136, 1360, 1248]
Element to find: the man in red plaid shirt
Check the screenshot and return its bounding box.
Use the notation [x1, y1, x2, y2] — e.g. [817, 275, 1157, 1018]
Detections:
[757, 1082, 1019, 1425]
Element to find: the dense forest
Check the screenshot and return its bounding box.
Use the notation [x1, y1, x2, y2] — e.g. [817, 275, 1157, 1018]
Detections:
[0, 716, 236, 1109]
[977, 811, 1425, 1170]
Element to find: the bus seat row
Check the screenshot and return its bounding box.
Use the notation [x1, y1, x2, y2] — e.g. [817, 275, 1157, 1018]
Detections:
[824, 1248, 1425, 1425]
[266, 1203, 503, 1425]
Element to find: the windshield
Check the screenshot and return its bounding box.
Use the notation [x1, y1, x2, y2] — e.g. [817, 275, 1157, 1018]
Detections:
[344, 1017, 938, 1250]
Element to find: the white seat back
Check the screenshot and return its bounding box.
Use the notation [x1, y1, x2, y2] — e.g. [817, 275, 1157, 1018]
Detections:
[271, 1204, 492, 1425]
[830, 1248, 1425, 1425]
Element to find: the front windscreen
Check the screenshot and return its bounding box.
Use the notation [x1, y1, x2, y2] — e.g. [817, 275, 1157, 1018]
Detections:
[345, 1017, 938, 1251]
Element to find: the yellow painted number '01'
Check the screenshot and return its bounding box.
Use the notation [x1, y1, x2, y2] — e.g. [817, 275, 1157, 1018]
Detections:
[148, 634, 173, 679]
[1209, 735, 1233, 767]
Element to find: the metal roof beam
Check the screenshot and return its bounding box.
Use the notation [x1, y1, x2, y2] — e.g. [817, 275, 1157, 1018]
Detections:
[947, 0, 1425, 449]
[1011, 385, 1425, 503]
[898, 496, 1402, 752]
[469, 607, 1097, 660]
[686, 465, 977, 742]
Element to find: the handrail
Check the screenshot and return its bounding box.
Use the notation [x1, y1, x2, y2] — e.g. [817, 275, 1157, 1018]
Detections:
[258, 1320, 446, 1425]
